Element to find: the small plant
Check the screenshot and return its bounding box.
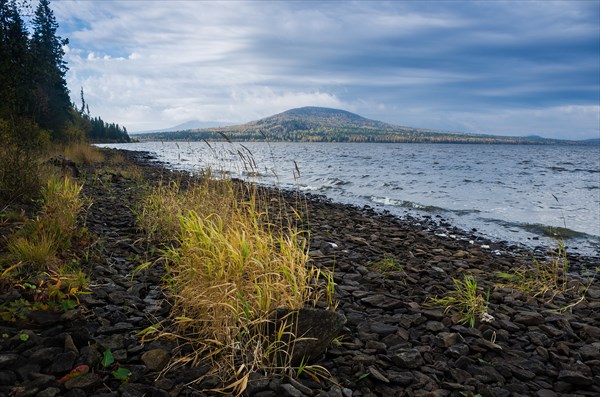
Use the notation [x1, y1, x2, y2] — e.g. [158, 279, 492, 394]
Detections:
[370, 254, 403, 274]
[429, 274, 489, 327]
[496, 239, 572, 300]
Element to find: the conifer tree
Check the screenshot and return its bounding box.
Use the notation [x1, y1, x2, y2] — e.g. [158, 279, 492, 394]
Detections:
[30, 0, 71, 139]
[0, 0, 32, 122]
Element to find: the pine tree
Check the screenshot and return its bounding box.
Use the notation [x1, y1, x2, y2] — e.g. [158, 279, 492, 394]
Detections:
[30, 0, 71, 139]
[0, 0, 33, 122]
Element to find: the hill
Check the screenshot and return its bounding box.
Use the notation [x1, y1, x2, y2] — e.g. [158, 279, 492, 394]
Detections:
[135, 106, 563, 144]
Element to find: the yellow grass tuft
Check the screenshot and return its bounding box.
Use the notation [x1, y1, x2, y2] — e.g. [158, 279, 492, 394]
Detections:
[138, 175, 334, 394]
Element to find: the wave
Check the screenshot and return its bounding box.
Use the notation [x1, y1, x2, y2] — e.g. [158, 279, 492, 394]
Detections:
[369, 196, 444, 212]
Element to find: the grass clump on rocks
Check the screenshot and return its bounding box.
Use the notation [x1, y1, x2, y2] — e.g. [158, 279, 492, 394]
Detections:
[138, 175, 335, 395]
[429, 274, 490, 327]
[1, 171, 90, 316]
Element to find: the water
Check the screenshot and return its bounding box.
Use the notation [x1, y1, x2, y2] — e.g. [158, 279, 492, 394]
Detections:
[98, 141, 600, 256]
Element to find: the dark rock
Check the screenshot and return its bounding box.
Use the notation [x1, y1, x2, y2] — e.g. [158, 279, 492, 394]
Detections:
[446, 343, 469, 357]
[557, 369, 593, 386]
[0, 370, 17, 385]
[513, 311, 544, 326]
[28, 347, 62, 366]
[78, 346, 102, 367]
[392, 348, 424, 369]
[64, 373, 102, 390]
[35, 387, 61, 397]
[360, 294, 403, 310]
[27, 310, 61, 326]
[16, 364, 41, 382]
[580, 344, 600, 360]
[270, 308, 346, 364]
[46, 351, 77, 374]
[286, 378, 315, 396]
[369, 322, 398, 336]
[425, 321, 445, 332]
[0, 353, 21, 369]
[280, 383, 308, 397]
[536, 390, 557, 397]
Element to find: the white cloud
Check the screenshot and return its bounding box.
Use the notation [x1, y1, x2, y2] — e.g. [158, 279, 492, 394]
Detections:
[51, 0, 599, 138]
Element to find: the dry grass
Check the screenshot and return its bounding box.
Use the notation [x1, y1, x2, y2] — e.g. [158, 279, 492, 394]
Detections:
[138, 175, 334, 395]
[62, 143, 105, 165]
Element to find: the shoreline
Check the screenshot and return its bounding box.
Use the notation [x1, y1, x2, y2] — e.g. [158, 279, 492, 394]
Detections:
[97, 142, 600, 259]
[0, 147, 598, 397]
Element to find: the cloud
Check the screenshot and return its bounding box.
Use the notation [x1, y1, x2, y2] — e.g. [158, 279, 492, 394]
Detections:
[51, 0, 599, 139]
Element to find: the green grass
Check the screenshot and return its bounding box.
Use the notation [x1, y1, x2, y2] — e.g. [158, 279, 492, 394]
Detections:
[496, 240, 571, 299]
[429, 274, 489, 327]
[370, 254, 403, 274]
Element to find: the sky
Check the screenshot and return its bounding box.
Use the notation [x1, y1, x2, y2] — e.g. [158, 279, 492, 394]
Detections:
[50, 0, 600, 139]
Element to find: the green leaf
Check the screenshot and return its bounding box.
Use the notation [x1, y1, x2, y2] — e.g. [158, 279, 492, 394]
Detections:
[19, 333, 29, 342]
[101, 349, 114, 367]
[112, 367, 132, 382]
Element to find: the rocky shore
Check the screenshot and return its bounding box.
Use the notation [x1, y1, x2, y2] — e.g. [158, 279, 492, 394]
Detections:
[1, 149, 599, 397]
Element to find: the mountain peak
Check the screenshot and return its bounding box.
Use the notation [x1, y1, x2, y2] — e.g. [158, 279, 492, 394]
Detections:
[277, 106, 363, 119]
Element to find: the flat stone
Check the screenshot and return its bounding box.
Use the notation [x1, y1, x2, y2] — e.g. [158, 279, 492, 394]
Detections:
[46, 351, 77, 374]
[368, 366, 390, 383]
[425, 321, 445, 332]
[279, 383, 305, 397]
[141, 349, 171, 372]
[0, 353, 20, 369]
[361, 294, 403, 310]
[537, 390, 557, 397]
[370, 322, 398, 336]
[29, 347, 63, 366]
[447, 343, 470, 357]
[64, 373, 102, 390]
[387, 371, 414, 386]
[557, 369, 593, 386]
[435, 332, 461, 348]
[35, 387, 61, 397]
[392, 348, 423, 369]
[579, 344, 600, 360]
[513, 311, 544, 326]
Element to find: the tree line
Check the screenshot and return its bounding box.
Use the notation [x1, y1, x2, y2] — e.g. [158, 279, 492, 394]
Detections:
[0, 0, 130, 146]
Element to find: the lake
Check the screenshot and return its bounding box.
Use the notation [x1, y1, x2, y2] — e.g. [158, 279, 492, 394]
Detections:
[98, 142, 600, 256]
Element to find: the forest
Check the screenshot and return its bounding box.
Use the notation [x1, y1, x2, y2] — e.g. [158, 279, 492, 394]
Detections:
[0, 0, 129, 202]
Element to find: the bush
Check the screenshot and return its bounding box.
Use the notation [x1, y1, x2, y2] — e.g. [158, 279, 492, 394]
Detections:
[0, 119, 50, 204]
